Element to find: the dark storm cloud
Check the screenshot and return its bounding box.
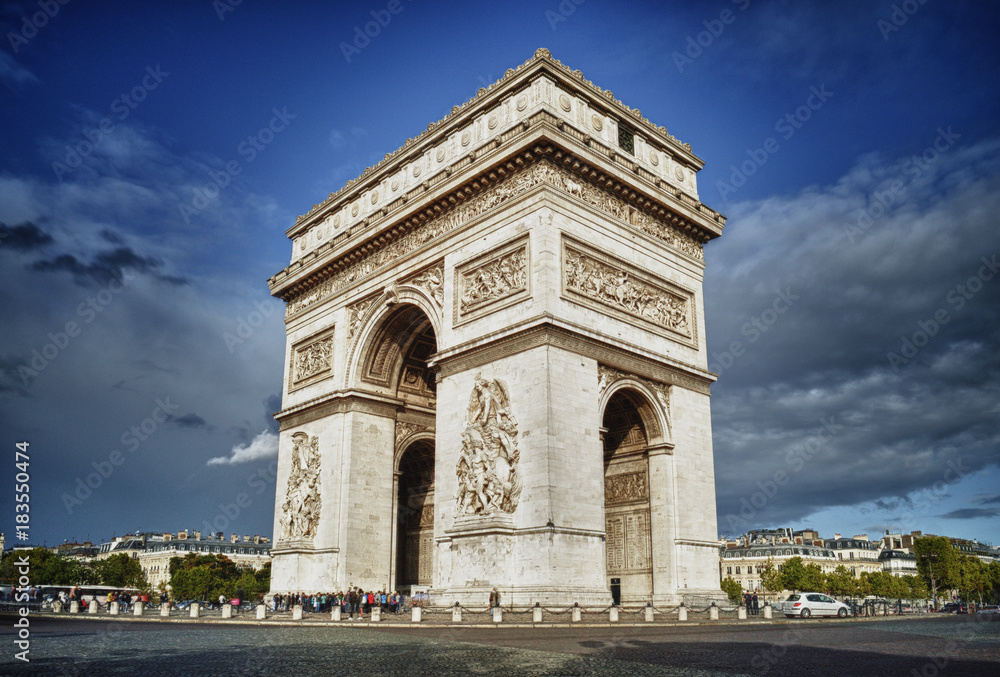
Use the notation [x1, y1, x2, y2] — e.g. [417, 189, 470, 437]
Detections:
[938, 508, 1000, 520]
[710, 137, 1000, 533]
[264, 393, 281, 434]
[169, 413, 209, 429]
[0, 221, 53, 250]
[31, 246, 190, 286]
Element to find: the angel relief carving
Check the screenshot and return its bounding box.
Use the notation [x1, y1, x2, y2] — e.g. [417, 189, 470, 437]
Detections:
[455, 375, 523, 516]
[279, 432, 322, 541]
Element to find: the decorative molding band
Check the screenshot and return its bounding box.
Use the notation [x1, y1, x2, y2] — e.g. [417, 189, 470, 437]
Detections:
[454, 235, 530, 325]
[275, 391, 402, 430]
[433, 319, 712, 396]
[564, 236, 696, 348]
[287, 326, 335, 392]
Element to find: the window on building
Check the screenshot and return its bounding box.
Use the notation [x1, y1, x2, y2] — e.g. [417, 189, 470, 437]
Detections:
[618, 124, 635, 155]
[736, 566, 741, 575]
[727, 566, 732, 575]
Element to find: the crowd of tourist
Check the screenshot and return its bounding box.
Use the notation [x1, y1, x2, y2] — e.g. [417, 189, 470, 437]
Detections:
[271, 589, 407, 618]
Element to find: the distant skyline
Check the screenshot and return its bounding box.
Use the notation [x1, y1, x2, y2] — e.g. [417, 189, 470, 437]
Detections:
[1, 1, 998, 549]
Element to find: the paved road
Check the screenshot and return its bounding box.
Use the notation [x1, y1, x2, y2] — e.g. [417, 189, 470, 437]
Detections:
[1, 613, 997, 676]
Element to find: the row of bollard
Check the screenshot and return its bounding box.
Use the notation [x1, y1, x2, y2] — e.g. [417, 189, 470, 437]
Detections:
[58, 599, 770, 624]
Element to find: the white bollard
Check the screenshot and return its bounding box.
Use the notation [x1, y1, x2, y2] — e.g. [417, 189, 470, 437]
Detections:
[493, 608, 503, 623]
[257, 604, 267, 620]
[331, 605, 341, 621]
[190, 602, 200, 618]
[644, 605, 654, 622]
[371, 606, 381, 622]
[109, 602, 120, 615]
[709, 604, 719, 621]
[222, 604, 232, 618]
[452, 605, 462, 623]
[572, 606, 582, 622]
[88, 600, 99, 615]
[70, 601, 80, 614]
[161, 603, 171, 617]
[533, 605, 543, 623]
[412, 606, 422, 623]
[609, 606, 619, 622]
[52, 601, 63, 613]
[738, 606, 747, 620]
[763, 604, 773, 619]
[678, 605, 688, 621]
[292, 604, 303, 620]
[133, 601, 144, 616]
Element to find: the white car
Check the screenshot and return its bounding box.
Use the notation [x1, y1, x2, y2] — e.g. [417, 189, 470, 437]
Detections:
[778, 592, 850, 618]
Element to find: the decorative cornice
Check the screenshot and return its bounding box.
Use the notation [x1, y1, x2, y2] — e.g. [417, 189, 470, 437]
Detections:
[275, 390, 402, 429]
[292, 48, 697, 230]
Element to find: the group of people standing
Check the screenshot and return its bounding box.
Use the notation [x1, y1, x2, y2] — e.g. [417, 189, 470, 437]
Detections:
[742, 592, 761, 614]
[272, 589, 405, 618]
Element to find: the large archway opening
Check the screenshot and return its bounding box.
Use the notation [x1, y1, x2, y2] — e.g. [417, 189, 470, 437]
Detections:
[602, 389, 654, 604]
[396, 439, 435, 591]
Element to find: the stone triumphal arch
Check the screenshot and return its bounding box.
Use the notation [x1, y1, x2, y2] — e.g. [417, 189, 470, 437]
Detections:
[267, 49, 726, 605]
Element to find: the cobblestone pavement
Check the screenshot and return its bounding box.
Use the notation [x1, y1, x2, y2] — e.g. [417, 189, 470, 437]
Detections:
[1, 613, 997, 676]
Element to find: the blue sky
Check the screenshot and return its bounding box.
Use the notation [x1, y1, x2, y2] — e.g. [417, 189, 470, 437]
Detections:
[1, 0, 998, 550]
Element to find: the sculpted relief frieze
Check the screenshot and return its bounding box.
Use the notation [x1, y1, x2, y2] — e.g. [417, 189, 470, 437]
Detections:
[284, 160, 703, 318]
[565, 242, 693, 342]
[289, 328, 334, 391]
[456, 375, 523, 516]
[279, 432, 322, 542]
[605, 470, 648, 504]
[395, 421, 430, 448]
[405, 263, 444, 308]
[456, 239, 528, 321]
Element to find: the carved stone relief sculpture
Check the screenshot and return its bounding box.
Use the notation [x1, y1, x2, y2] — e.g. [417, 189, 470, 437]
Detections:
[279, 432, 322, 541]
[455, 375, 523, 515]
[459, 246, 527, 316]
[293, 337, 332, 383]
[406, 264, 445, 308]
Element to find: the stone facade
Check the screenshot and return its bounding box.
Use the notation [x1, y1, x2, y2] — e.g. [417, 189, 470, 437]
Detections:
[267, 49, 726, 605]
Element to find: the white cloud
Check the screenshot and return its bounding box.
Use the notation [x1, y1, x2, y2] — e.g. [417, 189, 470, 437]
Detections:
[207, 430, 279, 466]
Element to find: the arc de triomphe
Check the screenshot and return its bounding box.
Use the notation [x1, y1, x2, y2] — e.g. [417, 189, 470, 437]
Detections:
[267, 49, 726, 606]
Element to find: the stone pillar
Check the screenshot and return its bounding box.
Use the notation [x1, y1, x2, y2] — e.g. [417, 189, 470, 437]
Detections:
[738, 606, 747, 620]
[88, 600, 99, 614]
[292, 604, 303, 620]
[109, 602, 120, 615]
[371, 606, 381, 622]
[709, 603, 719, 621]
[678, 604, 688, 621]
[609, 606, 619, 622]
[161, 603, 171, 617]
[331, 605, 341, 621]
[222, 604, 233, 619]
[257, 605, 267, 620]
[412, 606, 422, 623]
[452, 604, 462, 623]
[763, 604, 772, 619]
[190, 602, 200, 618]
[52, 601, 63, 613]
[533, 605, 543, 623]
[70, 601, 80, 614]
[644, 604, 654, 622]
[133, 601, 144, 616]
[493, 608, 503, 623]
[571, 605, 582, 622]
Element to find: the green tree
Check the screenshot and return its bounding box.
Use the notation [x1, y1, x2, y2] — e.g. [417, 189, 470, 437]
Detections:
[94, 553, 146, 588]
[0, 548, 91, 586]
[825, 565, 857, 597]
[957, 556, 986, 604]
[902, 574, 929, 600]
[801, 563, 826, 592]
[780, 557, 807, 592]
[760, 559, 783, 601]
[914, 536, 959, 605]
[167, 554, 265, 603]
[720, 576, 743, 605]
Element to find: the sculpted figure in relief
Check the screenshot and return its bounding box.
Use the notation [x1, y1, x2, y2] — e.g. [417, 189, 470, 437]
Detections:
[456, 375, 522, 515]
[279, 432, 322, 541]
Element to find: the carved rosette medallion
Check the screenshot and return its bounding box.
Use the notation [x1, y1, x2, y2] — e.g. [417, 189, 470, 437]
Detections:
[455, 375, 522, 516]
[289, 328, 335, 391]
[456, 238, 528, 321]
[278, 432, 322, 542]
[404, 263, 445, 308]
[564, 239, 694, 344]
